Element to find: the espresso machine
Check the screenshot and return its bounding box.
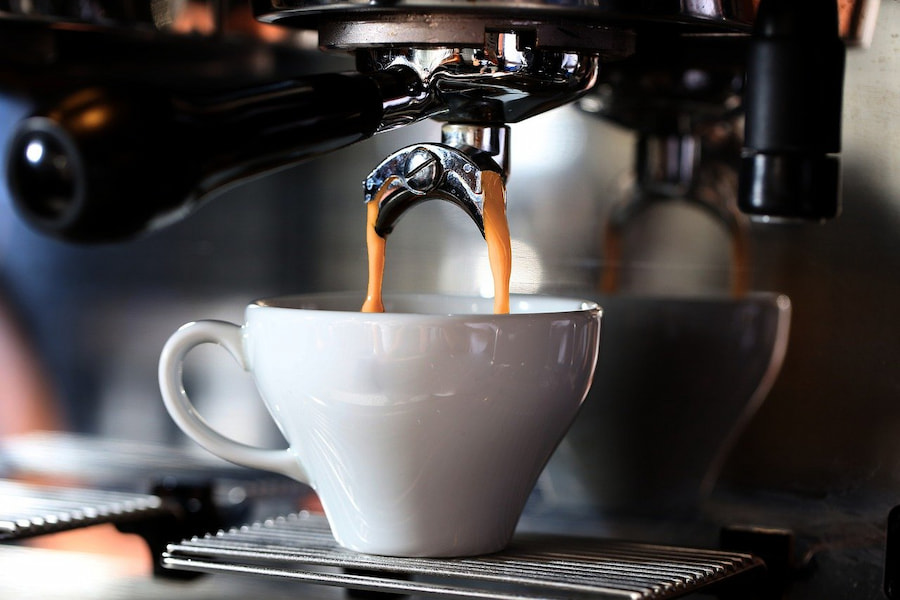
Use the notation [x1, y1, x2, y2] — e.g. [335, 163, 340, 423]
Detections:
[2, 1, 900, 598]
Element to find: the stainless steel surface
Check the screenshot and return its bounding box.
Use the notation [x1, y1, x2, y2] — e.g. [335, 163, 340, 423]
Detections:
[256, 0, 880, 47]
[255, 0, 757, 32]
[441, 124, 510, 179]
[364, 37, 603, 126]
[1, 0, 875, 46]
[163, 512, 764, 599]
[0, 479, 165, 540]
[319, 16, 634, 53]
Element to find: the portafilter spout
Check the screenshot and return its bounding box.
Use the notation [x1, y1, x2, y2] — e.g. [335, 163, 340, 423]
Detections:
[365, 124, 508, 240]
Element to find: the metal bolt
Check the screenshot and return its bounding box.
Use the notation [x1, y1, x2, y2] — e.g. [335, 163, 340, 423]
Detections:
[404, 148, 441, 193]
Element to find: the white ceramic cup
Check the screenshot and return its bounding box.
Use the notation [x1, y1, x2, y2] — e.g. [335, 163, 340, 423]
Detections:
[159, 293, 601, 557]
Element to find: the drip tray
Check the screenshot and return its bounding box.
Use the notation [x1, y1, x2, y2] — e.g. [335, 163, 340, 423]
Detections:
[0, 479, 167, 540]
[163, 513, 764, 599]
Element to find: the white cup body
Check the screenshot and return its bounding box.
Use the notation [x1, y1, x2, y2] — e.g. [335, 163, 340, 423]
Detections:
[161, 293, 601, 557]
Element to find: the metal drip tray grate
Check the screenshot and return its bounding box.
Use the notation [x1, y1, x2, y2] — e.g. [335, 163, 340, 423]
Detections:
[0, 479, 167, 540]
[163, 513, 764, 599]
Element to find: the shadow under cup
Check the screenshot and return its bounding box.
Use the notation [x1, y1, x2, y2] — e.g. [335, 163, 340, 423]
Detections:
[159, 293, 601, 557]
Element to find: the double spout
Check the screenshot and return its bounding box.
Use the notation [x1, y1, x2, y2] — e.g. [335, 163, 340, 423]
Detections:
[365, 124, 509, 240]
[362, 123, 514, 316]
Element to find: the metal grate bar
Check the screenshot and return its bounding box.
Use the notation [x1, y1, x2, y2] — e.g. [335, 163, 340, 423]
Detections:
[0, 479, 167, 540]
[163, 513, 764, 599]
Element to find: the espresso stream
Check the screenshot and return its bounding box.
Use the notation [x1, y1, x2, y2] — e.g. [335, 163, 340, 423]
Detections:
[362, 170, 511, 314]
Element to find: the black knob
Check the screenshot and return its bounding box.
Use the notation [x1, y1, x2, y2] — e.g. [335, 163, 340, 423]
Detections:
[7, 118, 83, 227]
[5, 87, 194, 243]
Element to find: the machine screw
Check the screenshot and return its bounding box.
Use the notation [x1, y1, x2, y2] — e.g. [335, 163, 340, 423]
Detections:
[404, 147, 441, 193]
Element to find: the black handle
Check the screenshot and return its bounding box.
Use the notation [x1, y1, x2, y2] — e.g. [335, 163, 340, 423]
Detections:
[738, 0, 845, 222]
[6, 69, 412, 242]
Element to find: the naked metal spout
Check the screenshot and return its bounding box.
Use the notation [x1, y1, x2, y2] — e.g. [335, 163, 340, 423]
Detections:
[363, 125, 509, 239]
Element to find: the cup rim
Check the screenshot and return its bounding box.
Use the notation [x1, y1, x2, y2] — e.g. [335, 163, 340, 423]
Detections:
[250, 292, 601, 319]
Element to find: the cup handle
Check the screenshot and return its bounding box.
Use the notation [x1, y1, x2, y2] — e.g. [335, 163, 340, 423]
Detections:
[158, 320, 310, 484]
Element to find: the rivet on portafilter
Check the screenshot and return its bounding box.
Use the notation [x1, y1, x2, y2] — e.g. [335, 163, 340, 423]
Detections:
[364, 124, 509, 240]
